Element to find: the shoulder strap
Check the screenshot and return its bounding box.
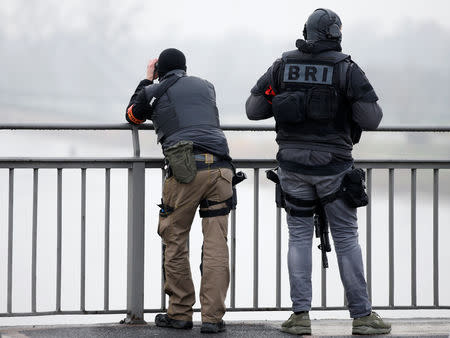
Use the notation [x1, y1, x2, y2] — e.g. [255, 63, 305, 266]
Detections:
[339, 59, 352, 94]
[149, 74, 184, 108]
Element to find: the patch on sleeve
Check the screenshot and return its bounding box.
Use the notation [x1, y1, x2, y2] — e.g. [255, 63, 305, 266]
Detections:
[127, 104, 144, 124]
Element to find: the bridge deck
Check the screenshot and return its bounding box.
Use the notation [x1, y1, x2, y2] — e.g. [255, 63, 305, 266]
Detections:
[1, 319, 450, 337]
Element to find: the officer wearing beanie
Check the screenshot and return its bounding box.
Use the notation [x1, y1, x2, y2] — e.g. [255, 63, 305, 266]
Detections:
[246, 9, 391, 335]
[126, 48, 232, 333]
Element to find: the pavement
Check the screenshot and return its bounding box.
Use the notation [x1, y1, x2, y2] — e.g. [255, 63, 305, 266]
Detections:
[1, 319, 450, 337]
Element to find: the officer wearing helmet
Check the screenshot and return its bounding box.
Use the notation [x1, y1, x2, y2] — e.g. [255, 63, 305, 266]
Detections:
[246, 9, 391, 335]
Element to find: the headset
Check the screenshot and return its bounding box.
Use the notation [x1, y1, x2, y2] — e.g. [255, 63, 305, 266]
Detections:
[303, 8, 341, 41]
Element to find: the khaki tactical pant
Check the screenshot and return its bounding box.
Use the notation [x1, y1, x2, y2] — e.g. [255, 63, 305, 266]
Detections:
[158, 167, 233, 323]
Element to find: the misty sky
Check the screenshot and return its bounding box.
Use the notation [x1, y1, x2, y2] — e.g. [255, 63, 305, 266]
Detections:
[1, 0, 450, 125]
[2, 0, 450, 39]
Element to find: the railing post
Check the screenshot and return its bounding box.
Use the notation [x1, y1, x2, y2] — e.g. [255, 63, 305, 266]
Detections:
[366, 168, 372, 302]
[388, 168, 395, 307]
[123, 161, 146, 324]
[253, 168, 259, 309]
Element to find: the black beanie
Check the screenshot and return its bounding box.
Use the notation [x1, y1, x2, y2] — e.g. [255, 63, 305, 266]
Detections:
[157, 48, 186, 78]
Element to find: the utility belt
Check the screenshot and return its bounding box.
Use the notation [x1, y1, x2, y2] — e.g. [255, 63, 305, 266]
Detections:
[266, 167, 368, 213]
[159, 140, 247, 219]
[194, 153, 233, 171]
[165, 155, 232, 177]
[194, 153, 219, 163]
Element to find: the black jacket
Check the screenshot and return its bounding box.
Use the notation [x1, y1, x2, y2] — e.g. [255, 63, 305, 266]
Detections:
[246, 41, 382, 175]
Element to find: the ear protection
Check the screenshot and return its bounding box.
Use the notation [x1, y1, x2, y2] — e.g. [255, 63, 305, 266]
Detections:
[319, 8, 341, 40]
[303, 23, 308, 40]
[303, 8, 341, 41]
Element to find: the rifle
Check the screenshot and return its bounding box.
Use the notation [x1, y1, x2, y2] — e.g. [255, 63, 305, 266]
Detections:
[313, 203, 332, 269]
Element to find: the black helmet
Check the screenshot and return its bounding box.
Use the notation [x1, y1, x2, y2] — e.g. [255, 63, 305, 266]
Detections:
[303, 8, 342, 43]
[157, 48, 186, 78]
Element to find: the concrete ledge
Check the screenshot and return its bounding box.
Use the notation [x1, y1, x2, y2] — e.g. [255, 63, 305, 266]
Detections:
[0, 319, 449, 337]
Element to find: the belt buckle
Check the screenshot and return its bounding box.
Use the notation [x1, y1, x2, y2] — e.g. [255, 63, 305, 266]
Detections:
[204, 153, 214, 164]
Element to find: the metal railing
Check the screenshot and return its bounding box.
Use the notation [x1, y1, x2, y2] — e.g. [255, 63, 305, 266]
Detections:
[1, 124, 450, 323]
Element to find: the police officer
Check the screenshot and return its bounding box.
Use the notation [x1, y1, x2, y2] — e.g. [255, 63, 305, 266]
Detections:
[246, 9, 391, 335]
[126, 48, 232, 333]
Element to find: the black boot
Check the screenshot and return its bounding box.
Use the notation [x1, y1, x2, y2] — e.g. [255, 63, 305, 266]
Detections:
[201, 320, 226, 333]
[155, 313, 193, 330]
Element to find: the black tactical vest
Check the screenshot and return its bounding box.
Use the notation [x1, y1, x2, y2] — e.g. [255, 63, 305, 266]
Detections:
[272, 49, 352, 143]
[145, 72, 221, 143]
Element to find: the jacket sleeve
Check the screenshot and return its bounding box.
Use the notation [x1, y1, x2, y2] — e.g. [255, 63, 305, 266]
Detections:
[245, 60, 281, 121]
[245, 94, 273, 121]
[348, 62, 383, 130]
[352, 101, 383, 130]
[125, 79, 153, 125]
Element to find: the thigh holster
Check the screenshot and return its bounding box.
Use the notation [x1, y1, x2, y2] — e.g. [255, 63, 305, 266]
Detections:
[198, 170, 247, 218]
[199, 197, 233, 218]
[284, 193, 316, 217]
[266, 168, 316, 216]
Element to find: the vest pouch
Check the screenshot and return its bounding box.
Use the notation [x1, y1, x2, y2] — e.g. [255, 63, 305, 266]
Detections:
[163, 140, 197, 184]
[272, 91, 306, 124]
[340, 168, 368, 208]
[306, 87, 337, 122]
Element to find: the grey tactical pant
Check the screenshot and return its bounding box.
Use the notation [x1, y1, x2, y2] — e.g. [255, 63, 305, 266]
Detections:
[279, 167, 372, 318]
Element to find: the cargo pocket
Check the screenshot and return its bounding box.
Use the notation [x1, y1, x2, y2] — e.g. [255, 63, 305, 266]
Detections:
[158, 213, 172, 238]
[273, 91, 307, 124]
[218, 168, 233, 199]
[219, 168, 233, 184]
[306, 87, 337, 121]
[204, 168, 233, 206]
[157, 177, 176, 238]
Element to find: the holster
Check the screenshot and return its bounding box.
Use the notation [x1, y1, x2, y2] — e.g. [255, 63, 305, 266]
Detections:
[339, 168, 368, 208]
[266, 169, 285, 208]
[231, 171, 247, 209]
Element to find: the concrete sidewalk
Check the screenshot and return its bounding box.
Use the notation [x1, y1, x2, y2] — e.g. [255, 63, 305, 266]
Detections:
[1, 319, 449, 337]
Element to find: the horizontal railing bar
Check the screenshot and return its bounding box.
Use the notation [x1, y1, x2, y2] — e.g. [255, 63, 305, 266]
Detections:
[2, 159, 450, 170]
[0, 158, 158, 163]
[0, 310, 128, 317]
[0, 123, 139, 130]
[0, 160, 138, 169]
[2, 123, 450, 132]
[355, 161, 450, 169]
[3, 305, 450, 317]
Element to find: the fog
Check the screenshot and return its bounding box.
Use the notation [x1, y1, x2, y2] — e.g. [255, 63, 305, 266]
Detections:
[1, 1, 450, 128]
[1, 0, 450, 326]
